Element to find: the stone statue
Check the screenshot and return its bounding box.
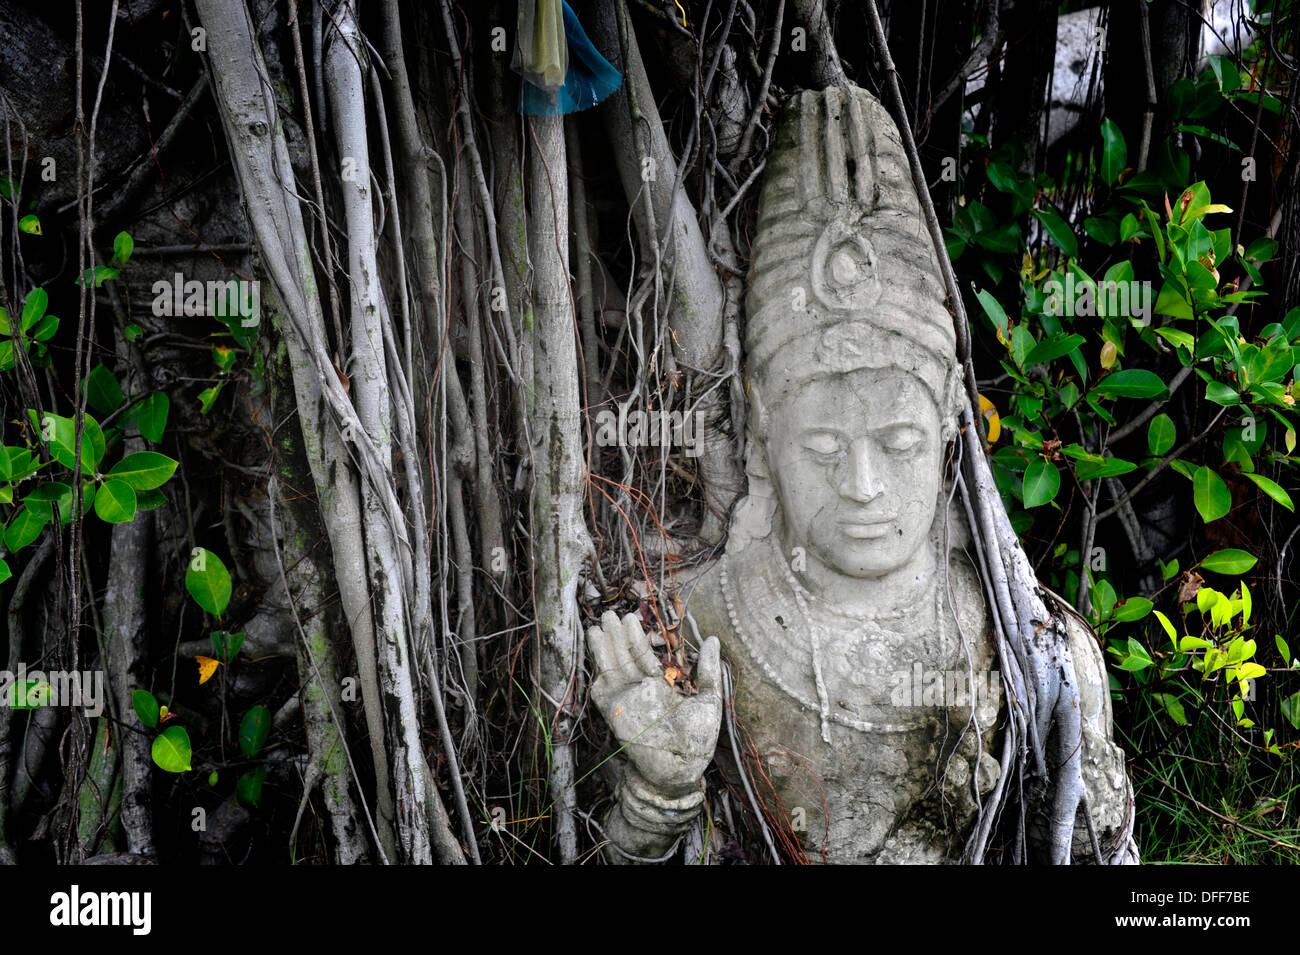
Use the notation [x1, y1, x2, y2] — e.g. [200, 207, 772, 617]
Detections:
[587, 86, 1137, 864]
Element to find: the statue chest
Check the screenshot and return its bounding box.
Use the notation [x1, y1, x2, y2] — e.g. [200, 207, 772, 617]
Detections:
[692, 553, 1000, 862]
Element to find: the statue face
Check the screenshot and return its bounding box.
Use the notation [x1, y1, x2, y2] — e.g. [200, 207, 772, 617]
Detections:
[764, 368, 942, 579]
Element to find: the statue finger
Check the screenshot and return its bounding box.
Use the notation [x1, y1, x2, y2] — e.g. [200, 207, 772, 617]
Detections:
[607, 612, 640, 683]
[622, 613, 662, 678]
[587, 616, 619, 679]
[695, 635, 721, 696]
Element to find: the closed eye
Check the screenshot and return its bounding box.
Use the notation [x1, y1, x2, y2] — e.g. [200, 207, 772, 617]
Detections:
[879, 426, 924, 452]
[802, 432, 844, 456]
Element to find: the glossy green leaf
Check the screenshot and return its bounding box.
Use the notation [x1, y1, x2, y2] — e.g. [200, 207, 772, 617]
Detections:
[1199, 548, 1256, 575]
[1113, 597, 1154, 622]
[1147, 413, 1176, 457]
[1100, 118, 1128, 185]
[132, 689, 160, 729]
[1093, 369, 1169, 400]
[1024, 333, 1085, 367]
[85, 364, 124, 416]
[236, 766, 267, 809]
[1243, 472, 1293, 511]
[112, 231, 134, 267]
[186, 547, 231, 619]
[93, 479, 137, 523]
[151, 725, 192, 773]
[1022, 458, 1061, 508]
[4, 506, 47, 551]
[1033, 206, 1078, 258]
[1192, 466, 1231, 522]
[135, 392, 169, 443]
[107, 451, 178, 490]
[239, 705, 272, 758]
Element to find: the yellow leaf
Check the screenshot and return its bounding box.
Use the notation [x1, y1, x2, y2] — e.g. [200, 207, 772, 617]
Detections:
[1287, 428, 1297, 454]
[663, 667, 681, 687]
[1100, 341, 1118, 369]
[978, 393, 1001, 445]
[195, 656, 221, 685]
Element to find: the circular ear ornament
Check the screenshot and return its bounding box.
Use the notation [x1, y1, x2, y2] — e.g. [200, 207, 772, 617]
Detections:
[811, 217, 881, 313]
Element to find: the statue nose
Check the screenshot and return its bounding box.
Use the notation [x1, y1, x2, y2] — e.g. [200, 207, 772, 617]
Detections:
[840, 438, 883, 503]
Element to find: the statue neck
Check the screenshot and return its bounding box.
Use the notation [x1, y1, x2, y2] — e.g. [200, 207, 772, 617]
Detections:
[776, 530, 937, 618]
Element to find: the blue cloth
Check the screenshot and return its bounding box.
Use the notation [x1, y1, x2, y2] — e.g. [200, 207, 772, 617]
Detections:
[520, 2, 622, 115]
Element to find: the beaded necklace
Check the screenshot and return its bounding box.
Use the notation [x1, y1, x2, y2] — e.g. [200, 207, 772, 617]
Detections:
[719, 536, 946, 743]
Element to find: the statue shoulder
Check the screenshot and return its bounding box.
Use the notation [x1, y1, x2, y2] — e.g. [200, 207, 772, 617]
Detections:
[679, 556, 735, 650]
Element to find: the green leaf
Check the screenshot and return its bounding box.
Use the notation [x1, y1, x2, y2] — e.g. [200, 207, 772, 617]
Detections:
[1244, 472, 1293, 511]
[1147, 413, 1176, 457]
[28, 410, 105, 472]
[151, 725, 192, 773]
[236, 766, 267, 809]
[1093, 369, 1169, 400]
[4, 506, 47, 551]
[30, 313, 56, 343]
[1275, 634, 1291, 666]
[1100, 118, 1128, 185]
[132, 689, 160, 729]
[1118, 637, 1154, 672]
[210, 630, 246, 663]
[1033, 206, 1079, 258]
[93, 479, 137, 523]
[135, 392, 169, 443]
[1204, 381, 1240, 406]
[18, 215, 41, 236]
[186, 547, 232, 619]
[1073, 456, 1138, 480]
[1022, 458, 1061, 508]
[1024, 333, 1085, 367]
[22, 289, 47, 329]
[85, 364, 124, 416]
[1153, 693, 1188, 725]
[76, 266, 120, 288]
[197, 384, 222, 414]
[107, 451, 178, 490]
[239, 705, 272, 758]
[1192, 467, 1232, 523]
[1154, 610, 1177, 642]
[1281, 692, 1300, 730]
[1154, 280, 1194, 319]
[975, 289, 1010, 338]
[112, 231, 134, 267]
[134, 488, 167, 511]
[124, 323, 142, 342]
[0, 558, 10, 586]
[1113, 597, 1154, 622]
[1199, 548, 1256, 575]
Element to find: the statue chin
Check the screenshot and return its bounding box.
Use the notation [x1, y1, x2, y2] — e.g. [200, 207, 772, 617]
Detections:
[809, 529, 929, 580]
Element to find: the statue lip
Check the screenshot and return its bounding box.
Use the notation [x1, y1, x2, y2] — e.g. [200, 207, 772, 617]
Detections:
[838, 517, 895, 539]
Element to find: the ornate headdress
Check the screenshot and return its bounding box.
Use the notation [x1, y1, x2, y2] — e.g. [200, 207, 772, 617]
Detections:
[745, 86, 962, 440]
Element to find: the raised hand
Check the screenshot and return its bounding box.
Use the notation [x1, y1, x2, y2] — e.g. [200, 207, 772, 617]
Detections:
[587, 611, 722, 797]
